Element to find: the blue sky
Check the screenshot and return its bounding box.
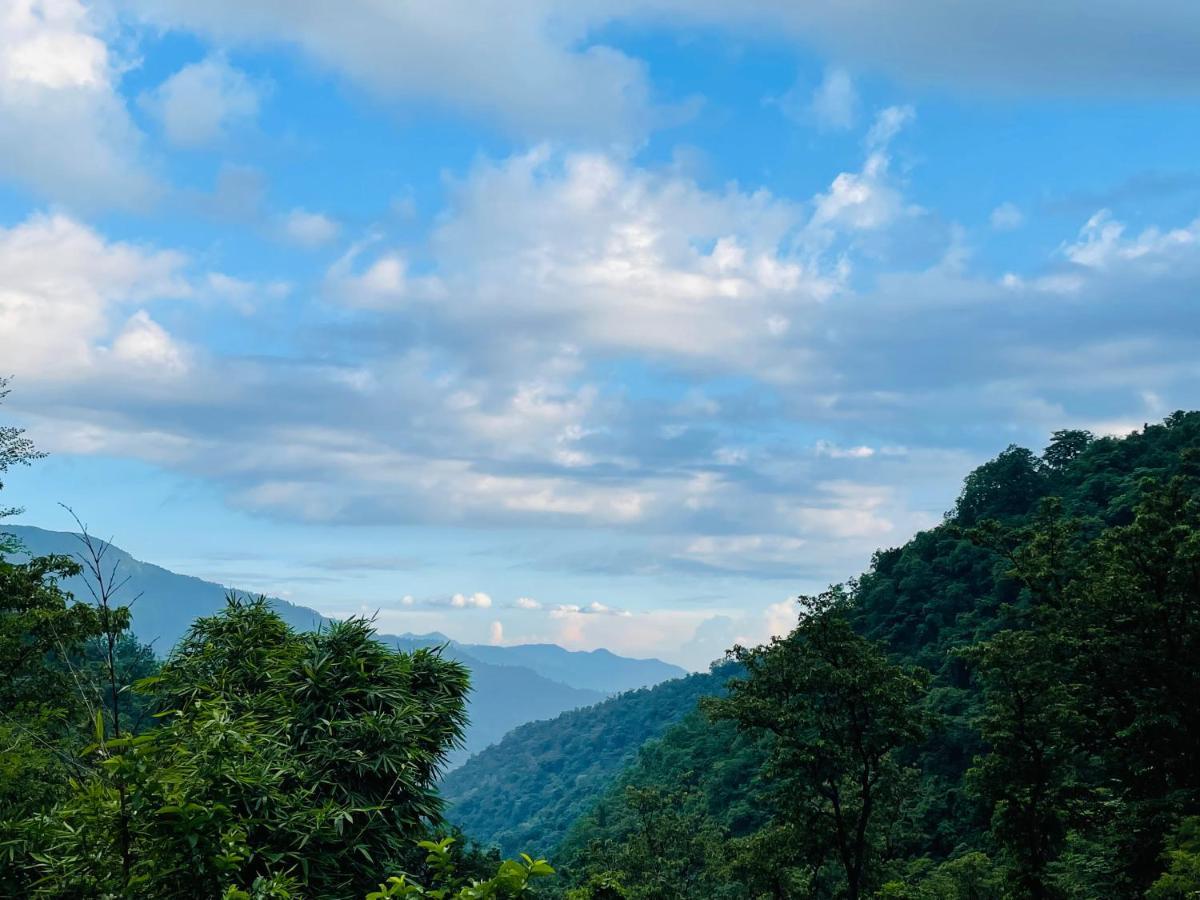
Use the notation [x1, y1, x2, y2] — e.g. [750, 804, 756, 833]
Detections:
[4, 0, 1200, 668]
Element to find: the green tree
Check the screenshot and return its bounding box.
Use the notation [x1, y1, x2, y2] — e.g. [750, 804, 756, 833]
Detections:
[1147, 817, 1200, 899]
[366, 837, 554, 899]
[953, 446, 1046, 526]
[566, 786, 729, 900]
[32, 598, 471, 898]
[963, 629, 1086, 899]
[706, 588, 930, 899]
[1040, 431, 1093, 473]
[966, 469, 1200, 895]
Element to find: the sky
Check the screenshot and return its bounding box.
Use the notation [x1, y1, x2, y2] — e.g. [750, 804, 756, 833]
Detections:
[3, 0, 1200, 669]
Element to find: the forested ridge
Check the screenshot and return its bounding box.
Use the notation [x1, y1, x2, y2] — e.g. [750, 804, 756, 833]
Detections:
[3, 371, 1199, 898]
[440, 667, 733, 856]
[544, 412, 1200, 897]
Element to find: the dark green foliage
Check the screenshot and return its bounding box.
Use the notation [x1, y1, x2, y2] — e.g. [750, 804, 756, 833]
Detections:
[0, 551, 101, 719]
[1147, 818, 1200, 899]
[441, 668, 731, 856]
[557, 411, 1200, 898]
[707, 591, 930, 899]
[954, 445, 1047, 526]
[0, 549, 105, 897]
[365, 836, 554, 898]
[27, 597, 472, 898]
[877, 852, 1005, 899]
[550, 698, 771, 896]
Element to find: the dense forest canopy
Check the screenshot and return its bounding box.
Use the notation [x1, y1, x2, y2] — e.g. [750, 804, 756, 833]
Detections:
[440, 667, 734, 856]
[2, 377, 1199, 897]
[545, 413, 1200, 898]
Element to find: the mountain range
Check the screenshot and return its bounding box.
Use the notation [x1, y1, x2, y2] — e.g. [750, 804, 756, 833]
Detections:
[4, 524, 684, 764]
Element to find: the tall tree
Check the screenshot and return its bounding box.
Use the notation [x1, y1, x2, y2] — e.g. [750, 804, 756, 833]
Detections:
[707, 588, 930, 899]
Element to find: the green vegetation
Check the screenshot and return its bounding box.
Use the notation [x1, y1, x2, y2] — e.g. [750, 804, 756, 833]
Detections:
[441, 668, 732, 856]
[366, 837, 554, 899]
[3, 373, 1200, 898]
[4, 584, 481, 896]
[548, 414, 1200, 897]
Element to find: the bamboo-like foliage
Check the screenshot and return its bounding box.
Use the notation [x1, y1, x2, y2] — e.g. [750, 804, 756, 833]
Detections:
[32, 597, 471, 898]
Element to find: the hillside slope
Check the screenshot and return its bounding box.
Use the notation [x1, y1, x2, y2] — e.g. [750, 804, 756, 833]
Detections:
[440, 666, 733, 856]
[551, 412, 1200, 896]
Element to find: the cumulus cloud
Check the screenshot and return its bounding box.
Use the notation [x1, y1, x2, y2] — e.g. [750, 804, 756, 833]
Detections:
[1057, 208, 1200, 271]
[279, 208, 340, 247]
[110, 309, 190, 374]
[541, 606, 716, 661]
[8, 148, 1200, 605]
[449, 591, 492, 609]
[419, 148, 839, 369]
[0, 0, 155, 208]
[141, 55, 263, 147]
[764, 599, 798, 640]
[0, 212, 189, 382]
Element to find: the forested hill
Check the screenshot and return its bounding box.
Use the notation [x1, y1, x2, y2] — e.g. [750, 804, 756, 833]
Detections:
[547, 412, 1200, 897]
[441, 666, 734, 856]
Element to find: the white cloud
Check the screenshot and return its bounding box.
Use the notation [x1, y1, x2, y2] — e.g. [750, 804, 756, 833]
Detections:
[120, 1, 1200, 152]
[764, 599, 798, 640]
[865, 104, 915, 150]
[488, 620, 504, 645]
[809, 67, 858, 130]
[990, 201, 1024, 231]
[815, 440, 875, 459]
[514, 597, 541, 610]
[811, 152, 906, 232]
[325, 241, 425, 308]
[280, 208, 340, 247]
[110, 309, 190, 374]
[422, 148, 839, 367]
[123, 0, 662, 142]
[677, 535, 807, 570]
[450, 591, 492, 609]
[0, 0, 155, 208]
[0, 212, 188, 381]
[541, 605, 716, 661]
[8, 152, 1200, 609]
[141, 55, 263, 147]
[1059, 209, 1200, 271]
